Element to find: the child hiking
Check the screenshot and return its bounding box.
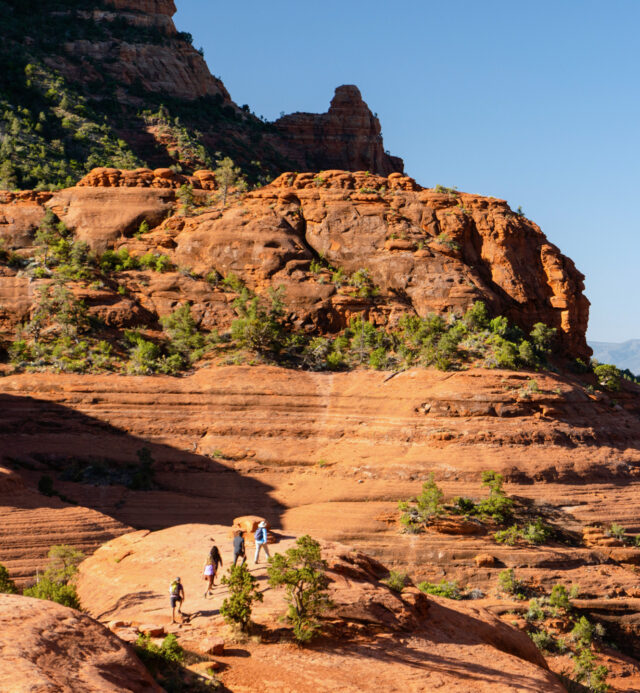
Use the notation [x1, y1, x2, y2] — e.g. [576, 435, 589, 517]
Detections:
[169, 576, 185, 623]
[254, 520, 270, 564]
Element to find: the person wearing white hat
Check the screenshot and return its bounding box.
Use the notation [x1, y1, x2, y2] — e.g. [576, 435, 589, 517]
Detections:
[254, 520, 270, 563]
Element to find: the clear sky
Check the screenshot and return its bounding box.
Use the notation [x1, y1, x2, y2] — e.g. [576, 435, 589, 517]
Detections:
[175, 1, 639, 343]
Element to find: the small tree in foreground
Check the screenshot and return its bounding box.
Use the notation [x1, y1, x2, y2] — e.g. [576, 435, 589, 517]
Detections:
[23, 544, 84, 609]
[0, 564, 18, 594]
[220, 564, 263, 631]
[267, 535, 332, 643]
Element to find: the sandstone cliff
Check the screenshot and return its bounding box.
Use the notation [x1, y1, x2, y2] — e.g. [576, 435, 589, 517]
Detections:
[0, 168, 590, 357]
[55, 0, 231, 103]
[1, 1, 402, 189]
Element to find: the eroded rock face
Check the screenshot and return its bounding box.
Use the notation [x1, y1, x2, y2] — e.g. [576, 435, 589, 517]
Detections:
[0, 168, 590, 355]
[168, 170, 589, 356]
[0, 594, 162, 692]
[46, 0, 230, 104]
[106, 0, 177, 16]
[273, 86, 403, 175]
[47, 186, 176, 252]
[58, 38, 229, 103]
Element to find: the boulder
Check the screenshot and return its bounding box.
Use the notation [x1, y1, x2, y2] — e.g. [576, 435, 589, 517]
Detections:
[198, 638, 225, 656]
[0, 594, 162, 692]
[232, 515, 270, 534]
[474, 553, 498, 568]
[139, 623, 165, 637]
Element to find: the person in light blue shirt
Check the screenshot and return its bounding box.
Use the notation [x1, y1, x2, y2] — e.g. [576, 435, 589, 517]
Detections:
[254, 520, 270, 563]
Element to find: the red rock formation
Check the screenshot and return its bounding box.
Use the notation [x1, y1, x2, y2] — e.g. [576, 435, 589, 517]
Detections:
[167, 170, 588, 355]
[52, 1, 231, 103]
[2, 367, 640, 688]
[75, 524, 564, 693]
[0, 168, 590, 354]
[12, 6, 403, 177]
[273, 86, 403, 175]
[106, 0, 176, 15]
[0, 594, 162, 692]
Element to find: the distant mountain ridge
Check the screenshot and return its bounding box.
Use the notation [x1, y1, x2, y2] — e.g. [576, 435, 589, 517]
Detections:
[590, 340, 640, 375]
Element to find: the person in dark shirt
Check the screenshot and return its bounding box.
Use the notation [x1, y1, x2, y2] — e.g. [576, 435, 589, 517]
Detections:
[232, 530, 246, 567]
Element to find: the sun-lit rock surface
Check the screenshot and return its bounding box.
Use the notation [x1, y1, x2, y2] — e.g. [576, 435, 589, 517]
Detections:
[75, 524, 564, 693]
[0, 594, 162, 692]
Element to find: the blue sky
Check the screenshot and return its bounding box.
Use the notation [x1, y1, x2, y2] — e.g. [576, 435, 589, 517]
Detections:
[175, 1, 640, 342]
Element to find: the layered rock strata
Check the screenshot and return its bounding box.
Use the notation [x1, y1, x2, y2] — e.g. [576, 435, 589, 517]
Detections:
[55, 0, 231, 103]
[1, 367, 639, 578]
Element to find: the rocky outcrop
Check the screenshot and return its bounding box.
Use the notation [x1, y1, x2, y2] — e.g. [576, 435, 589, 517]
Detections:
[273, 86, 403, 175]
[0, 168, 591, 355]
[58, 32, 230, 103]
[106, 0, 176, 16]
[75, 166, 218, 190]
[0, 594, 162, 692]
[6, 4, 403, 182]
[73, 524, 563, 693]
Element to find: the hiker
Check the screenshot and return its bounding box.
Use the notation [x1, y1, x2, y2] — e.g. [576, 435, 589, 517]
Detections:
[169, 576, 185, 623]
[254, 520, 270, 563]
[208, 540, 223, 584]
[203, 558, 215, 597]
[232, 529, 246, 567]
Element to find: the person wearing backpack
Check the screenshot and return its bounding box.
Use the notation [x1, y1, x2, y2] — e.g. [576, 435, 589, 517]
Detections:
[254, 520, 270, 564]
[169, 576, 185, 623]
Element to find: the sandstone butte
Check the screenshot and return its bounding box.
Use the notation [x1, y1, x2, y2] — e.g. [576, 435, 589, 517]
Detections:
[1, 165, 640, 690]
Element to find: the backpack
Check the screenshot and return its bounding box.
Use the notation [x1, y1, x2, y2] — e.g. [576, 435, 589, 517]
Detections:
[169, 580, 181, 596]
[255, 527, 266, 544]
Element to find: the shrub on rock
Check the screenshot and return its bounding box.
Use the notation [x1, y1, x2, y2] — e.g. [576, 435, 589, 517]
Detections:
[267, 535, 332, 643]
